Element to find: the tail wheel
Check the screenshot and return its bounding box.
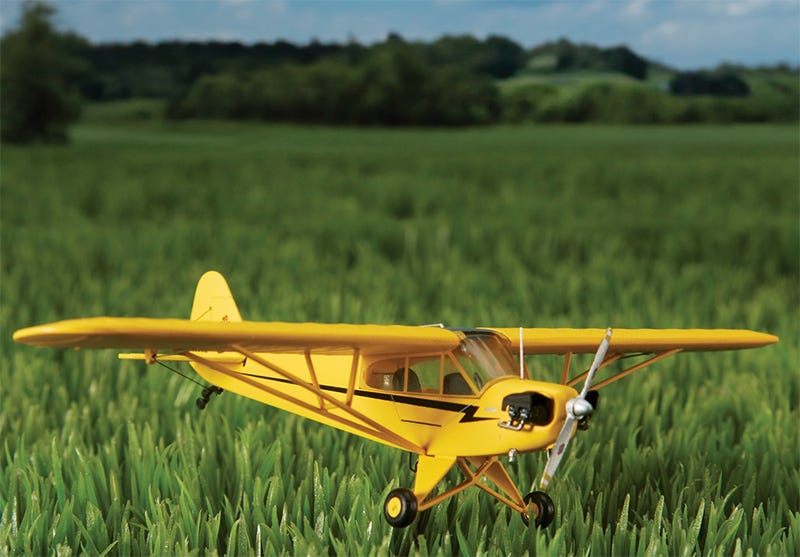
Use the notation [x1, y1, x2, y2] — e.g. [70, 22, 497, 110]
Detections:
[522, 491, 555, 528]
[384, 488, 417, 528]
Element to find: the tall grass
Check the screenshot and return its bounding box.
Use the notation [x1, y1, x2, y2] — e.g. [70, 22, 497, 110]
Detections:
[1, 120, 797, 554]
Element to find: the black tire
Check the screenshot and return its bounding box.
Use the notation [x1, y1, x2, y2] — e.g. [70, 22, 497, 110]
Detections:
[523, 491, 555, 528]
[384, 488, 418, 528]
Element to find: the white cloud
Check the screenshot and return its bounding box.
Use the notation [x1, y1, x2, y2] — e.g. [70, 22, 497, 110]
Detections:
[640, 20, 681, 44]
[636, 11, 799, 68]
[699, 0, 794, 18]
[624, 0, 649, 18]
[119, 2, 169, 28]
[584, 1, 608, 15]
[268, 0, 288, 14]
[723, 0, 773, 17]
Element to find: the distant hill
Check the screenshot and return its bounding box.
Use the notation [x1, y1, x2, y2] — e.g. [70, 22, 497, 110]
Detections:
[497, 38, 798, 124]
[527, 38, 649, 80]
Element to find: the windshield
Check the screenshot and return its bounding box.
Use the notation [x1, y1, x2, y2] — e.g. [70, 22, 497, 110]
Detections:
[452, 333, 519, 391]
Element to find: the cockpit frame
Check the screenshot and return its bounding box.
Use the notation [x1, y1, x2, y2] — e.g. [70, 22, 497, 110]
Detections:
[365, 330, 521, 397]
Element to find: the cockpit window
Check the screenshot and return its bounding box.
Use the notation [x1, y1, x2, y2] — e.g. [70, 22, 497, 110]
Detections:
[366, 333, 517, 395]
[452, 334, 519, 391]
[367, 357, 407, 391]
[367, 355, 442, 394]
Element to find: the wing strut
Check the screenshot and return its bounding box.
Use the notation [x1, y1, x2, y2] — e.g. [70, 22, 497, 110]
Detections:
[565, 349, 681, 390]
[187, 347, 424, 454]
[304, 350, 325, 409]
[566, 353, 623, 387]
[590, 349, 681, 390]
[559, 352, 572, 385]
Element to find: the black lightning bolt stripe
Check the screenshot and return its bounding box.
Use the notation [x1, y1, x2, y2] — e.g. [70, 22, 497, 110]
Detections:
[240, 372, 493, 423]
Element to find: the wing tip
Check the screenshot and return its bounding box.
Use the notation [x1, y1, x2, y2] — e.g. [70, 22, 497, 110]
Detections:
[12, 323, 76, 348]
[760, 332, 780, 346]
[11, 327, 29, 343]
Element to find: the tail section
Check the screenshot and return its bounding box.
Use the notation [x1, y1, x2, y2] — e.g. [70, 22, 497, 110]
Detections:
[191, 271, 242, 322]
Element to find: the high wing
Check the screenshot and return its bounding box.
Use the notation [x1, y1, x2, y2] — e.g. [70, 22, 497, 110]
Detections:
[13, 317, 464, 455]
[487, 327, 779, 354]
[12, 317, 461, 356]
[487, 327, 778, 390]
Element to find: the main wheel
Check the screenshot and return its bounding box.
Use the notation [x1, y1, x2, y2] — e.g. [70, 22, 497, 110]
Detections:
[384, 488, 417, 528]
[522, 491, 555, 528]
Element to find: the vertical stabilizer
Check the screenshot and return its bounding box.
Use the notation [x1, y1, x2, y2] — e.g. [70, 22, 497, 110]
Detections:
[191, 271, 242, 322]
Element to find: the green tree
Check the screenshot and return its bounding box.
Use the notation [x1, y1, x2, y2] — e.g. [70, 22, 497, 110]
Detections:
[1, 0, 82, 143]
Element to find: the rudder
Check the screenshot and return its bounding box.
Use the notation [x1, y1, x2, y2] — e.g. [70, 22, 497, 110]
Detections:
[191, 271, 242, 322]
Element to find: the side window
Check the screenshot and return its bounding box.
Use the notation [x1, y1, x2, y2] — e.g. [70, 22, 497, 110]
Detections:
[367, 354, 443, 394]
[408, 355, 443, 393]
[367, 358, 406, 391]
[443, 354, 476, 395]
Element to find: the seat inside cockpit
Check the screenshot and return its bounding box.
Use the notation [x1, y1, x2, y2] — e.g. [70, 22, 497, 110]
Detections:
[367, 354, 476, 396]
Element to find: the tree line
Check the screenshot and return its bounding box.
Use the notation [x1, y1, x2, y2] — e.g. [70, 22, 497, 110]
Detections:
[2, 1, 798, 142]
[165, 37, 505, 126]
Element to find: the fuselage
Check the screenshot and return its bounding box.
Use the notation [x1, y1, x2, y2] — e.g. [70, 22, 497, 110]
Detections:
[189, 330, 578, 457]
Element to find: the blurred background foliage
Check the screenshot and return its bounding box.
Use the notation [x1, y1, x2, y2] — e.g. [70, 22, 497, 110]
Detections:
[0, 1, 82, 142]
[1, 0, 798, 144]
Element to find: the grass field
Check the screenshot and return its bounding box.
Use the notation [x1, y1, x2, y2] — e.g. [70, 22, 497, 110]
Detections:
[1, 118, 798, 555]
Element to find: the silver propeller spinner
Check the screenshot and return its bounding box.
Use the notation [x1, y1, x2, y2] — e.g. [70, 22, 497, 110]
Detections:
[539, 328, 612, 489]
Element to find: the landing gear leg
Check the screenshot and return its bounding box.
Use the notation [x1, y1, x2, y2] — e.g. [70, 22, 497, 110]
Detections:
[521, 491, 555, 528]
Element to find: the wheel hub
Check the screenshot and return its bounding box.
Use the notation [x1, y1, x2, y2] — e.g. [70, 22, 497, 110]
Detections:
[386, 496, 402, 518]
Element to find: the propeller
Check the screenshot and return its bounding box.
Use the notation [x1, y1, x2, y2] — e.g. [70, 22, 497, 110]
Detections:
[539, 328, 612, 489]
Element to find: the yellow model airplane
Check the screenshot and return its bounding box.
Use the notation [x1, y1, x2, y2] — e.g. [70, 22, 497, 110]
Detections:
[13, 271, 778, 528]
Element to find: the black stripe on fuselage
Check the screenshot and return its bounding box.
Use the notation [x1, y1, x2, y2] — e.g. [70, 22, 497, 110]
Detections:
[400, 419, 441, 427]
[240, 371, 492, 423]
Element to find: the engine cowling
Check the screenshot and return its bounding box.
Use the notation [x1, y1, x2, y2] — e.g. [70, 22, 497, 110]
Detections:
[499, 392, 554, 430]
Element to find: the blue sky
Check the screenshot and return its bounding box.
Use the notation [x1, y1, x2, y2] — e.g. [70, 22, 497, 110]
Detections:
[1, 0, 798, 69]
